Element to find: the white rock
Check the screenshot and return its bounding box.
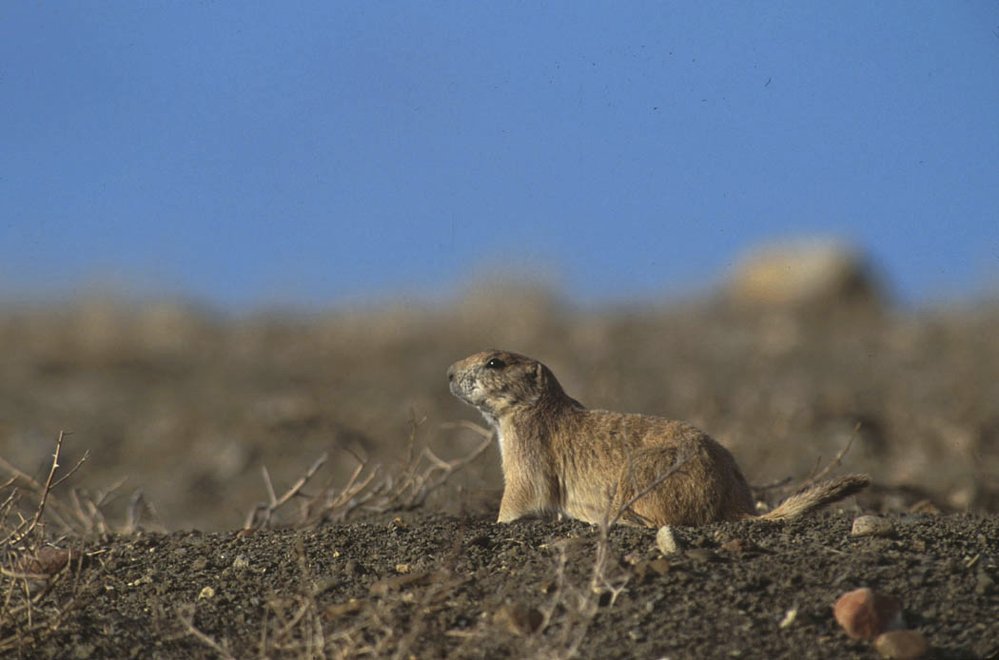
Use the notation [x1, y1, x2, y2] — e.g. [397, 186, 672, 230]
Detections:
[656, 525, 681, 555]
[851, 515, 894, 538]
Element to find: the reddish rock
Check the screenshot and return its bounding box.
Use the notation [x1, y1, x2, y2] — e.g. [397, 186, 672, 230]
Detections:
[833, 587, 902, 640]
[19, 546, 77, 575]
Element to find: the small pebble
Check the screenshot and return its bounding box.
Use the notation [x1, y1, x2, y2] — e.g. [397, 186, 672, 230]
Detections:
[975, 572, 995, 596]
[874, 630, 929, 659]
[685, 549, 715, 562]
[833, 587, 902, 640]
[656, 525, 681, 555]
[851, 515, 894, 538]
[647, 558, 671, 575]
[778, 606, 798, 629]
[720, 538, 746, 554]
[493, 603, 543, 635]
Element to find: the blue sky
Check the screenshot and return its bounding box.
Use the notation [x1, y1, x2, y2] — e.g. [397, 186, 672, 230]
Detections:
[2, 2, 998, 307]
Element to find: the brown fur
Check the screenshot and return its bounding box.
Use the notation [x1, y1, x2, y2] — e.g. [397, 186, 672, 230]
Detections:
[448, 350, 869, 527]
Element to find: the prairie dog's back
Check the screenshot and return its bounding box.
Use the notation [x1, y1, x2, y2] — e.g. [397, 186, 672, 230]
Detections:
[552, 407, 756, 525]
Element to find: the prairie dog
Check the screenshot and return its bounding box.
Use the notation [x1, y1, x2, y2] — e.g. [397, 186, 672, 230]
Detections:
[447, 350, 869, 527]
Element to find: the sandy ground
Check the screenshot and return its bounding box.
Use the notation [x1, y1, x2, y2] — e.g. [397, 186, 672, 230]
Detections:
[2, 291, 998, 657]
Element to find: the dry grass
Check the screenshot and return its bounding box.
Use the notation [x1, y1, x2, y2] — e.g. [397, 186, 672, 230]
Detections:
[179, 420, 493, 658]
[0, 433, 99, 654]
[521, 453, 691, 658]
[243, 418, 493, 532]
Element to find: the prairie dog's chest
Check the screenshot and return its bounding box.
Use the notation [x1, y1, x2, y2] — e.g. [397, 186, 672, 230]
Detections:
[495, 427, 506, 461]
[494, 418, 534, 466]
[480, 412, 510, 462]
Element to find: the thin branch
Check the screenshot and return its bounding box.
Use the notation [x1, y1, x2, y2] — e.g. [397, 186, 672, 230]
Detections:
[805, 422, 861, 486]
[8, 431, 67, 546]
[751, 476, 793, 493]
[261, 466, 278, 506]
[439, 420, 494, 440]
[124, 490, 145, 534]
[50, 450, 90, 490]
[244, 453, 328, 531]
[273, 454, 327, 510]
[0, 457, 38, 489]
[177, 607, 236, 660]
[607, 450, 691, 528]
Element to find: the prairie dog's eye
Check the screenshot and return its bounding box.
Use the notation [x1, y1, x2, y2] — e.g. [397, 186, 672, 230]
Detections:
[485, 357, 506, 369]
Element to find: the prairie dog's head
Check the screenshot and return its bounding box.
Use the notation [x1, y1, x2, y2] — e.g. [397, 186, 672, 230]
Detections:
[447, 350, 567, 422]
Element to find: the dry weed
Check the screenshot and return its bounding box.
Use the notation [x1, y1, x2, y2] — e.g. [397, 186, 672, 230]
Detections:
[755, 422, 862, 510]
[0, 432, 103, 654]
[178, 537, 468, 660]
[243, 418, 493, 532]
[177, 421, 494, 658]
[522, 451, 691, 658]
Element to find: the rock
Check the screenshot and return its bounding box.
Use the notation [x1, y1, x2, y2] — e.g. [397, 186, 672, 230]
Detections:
[975, 572, 995, 596]
[874, 630, 929, 659]
[778, 607, 798, 629]
[72, 643, 95, 659]
[833, 587, 902, 640]
[727, 239, 882, 307]
[908, 499, 941, 515]
[685, 549, 716, 563]
[656, 525, 681, 555]
[851, 515, 894, 538]
[368, 571, 431, 597]
[493, 603, 543, 635]
[20, 546, 76, 575]
[632, 557, 671, 582]
[647, 558, 671, 576]
[720, 538, 743, 553]
[323, 598, 364, 619]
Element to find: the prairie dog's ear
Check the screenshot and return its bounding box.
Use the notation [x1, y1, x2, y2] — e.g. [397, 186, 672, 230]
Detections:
[532, 362, 546, 386]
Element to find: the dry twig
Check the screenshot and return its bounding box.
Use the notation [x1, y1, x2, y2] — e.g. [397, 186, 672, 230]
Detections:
[295, 418, 493, 526]
[0, 433, 100, 655]
[3, 431, 89, 546]
[243, 453, 328, 531]
[804, 421, 861, 486]
[177, 604, 236, 660]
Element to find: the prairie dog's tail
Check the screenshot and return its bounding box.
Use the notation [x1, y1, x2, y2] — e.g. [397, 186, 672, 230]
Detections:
[755, 474, 870, 522]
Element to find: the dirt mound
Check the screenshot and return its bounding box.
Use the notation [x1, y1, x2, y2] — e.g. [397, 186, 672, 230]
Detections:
[6, 511, 998, 658]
